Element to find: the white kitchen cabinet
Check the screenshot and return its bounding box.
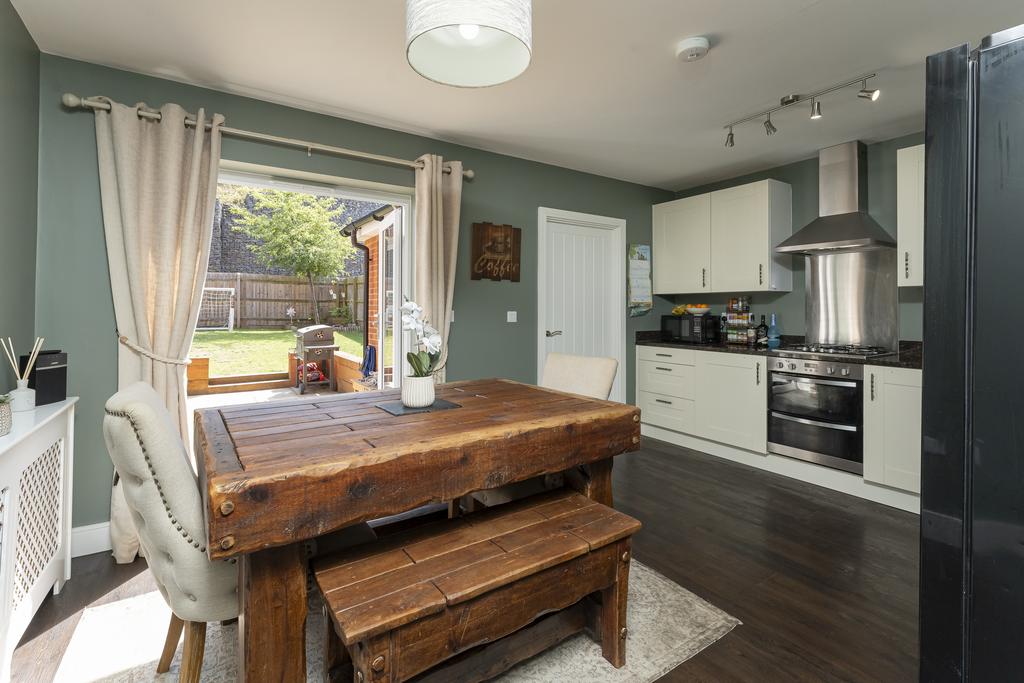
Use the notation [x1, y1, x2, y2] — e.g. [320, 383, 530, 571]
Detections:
[710, 180, 792, 293]
[693, 351, 767, 453]
[651, 179, 792, 295]
[864, 366, 922, 493]
[652, 194, 711, 294]
[896, 144, 925, 287]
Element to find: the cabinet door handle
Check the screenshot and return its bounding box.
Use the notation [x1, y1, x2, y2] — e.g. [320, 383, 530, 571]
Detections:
[702, 267, 706, 288]
[870, 373, 876, 401]
[756, 362, 761, 385]
[655, 366, 673, 372]
[655, 398, 673, 405]
[905, 252, 910, 279]
[655, 353, 672, 357]
[759, 264, 764, 286]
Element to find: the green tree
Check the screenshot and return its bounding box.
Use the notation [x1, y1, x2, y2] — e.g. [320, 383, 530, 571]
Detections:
[224, 187, 352, 325]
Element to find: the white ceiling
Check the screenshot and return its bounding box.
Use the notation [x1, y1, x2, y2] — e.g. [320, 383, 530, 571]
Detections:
[14, 0, 1024, 190]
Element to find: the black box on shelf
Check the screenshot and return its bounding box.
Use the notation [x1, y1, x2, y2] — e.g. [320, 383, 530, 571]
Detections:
[18, 350, 68, 406]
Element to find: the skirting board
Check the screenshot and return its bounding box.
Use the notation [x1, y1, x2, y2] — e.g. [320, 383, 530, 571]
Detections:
[642, 424, 921, 514]
[71, 522, 112, 558]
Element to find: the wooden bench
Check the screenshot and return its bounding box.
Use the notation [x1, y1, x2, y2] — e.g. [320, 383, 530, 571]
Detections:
[314, 490, 642, 683]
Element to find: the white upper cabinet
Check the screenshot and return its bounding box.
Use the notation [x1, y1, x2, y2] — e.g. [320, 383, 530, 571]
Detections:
[710, 180, 792, 293]
[652, 179, 792, 295]
[652, 194, 711, 294]
[864, 366, 922, 494]
[896, 144, 925, 287]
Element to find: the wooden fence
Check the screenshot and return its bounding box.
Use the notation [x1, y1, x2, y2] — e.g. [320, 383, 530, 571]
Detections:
[201, 272, 365, 329]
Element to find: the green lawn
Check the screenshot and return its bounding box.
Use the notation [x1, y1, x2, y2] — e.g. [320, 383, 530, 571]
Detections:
[190, 329, 393, 377]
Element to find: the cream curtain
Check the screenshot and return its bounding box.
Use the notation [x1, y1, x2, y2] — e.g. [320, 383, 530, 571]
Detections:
[95, 100, 223, 563]
[414, 155, 463, 382]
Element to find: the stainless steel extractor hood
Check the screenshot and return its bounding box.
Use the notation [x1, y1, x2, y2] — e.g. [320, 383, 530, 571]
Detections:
[775, 141, 895, 254]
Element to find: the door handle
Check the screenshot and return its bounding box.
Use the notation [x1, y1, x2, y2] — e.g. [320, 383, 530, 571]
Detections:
[545, 330, 562, 337]
[756, 362, 761, 385]
[759, 264, 764, 286]
[905, 252, 910, 279]
[702, 267, 706, 288]
[870, 373, 876, 401]
[655, 366, 673, 372]
[655, 398, 673, 405]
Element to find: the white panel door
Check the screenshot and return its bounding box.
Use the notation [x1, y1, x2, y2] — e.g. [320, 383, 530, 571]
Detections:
[652, 194, 711, 294]
[710, 182, 769, 292]
[694, 351, 767, 453]
[897, 144, 925, 287]
[538, 208, 626, 402]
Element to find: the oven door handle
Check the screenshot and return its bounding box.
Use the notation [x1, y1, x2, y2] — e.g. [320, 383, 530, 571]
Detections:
[770, 374, 858, 389]
[770, 411, 858, 432]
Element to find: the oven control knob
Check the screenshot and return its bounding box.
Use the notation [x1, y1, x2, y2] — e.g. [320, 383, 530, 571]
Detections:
[826, 367, 835, 375]
[776, 361, 784, 369]
[840, 368, 851, 377]
[788, 363, 797, 370]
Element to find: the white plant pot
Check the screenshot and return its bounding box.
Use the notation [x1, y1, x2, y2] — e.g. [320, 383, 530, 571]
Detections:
[9, 379, 35, 413]
[401, 375, 435, 408]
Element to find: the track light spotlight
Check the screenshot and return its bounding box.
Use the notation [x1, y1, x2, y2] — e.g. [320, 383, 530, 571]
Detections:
[810, 99, 823, 120]
[858, 79, 880, 101]
[725, 126, 735, 147]
[764, 113, 777, 136]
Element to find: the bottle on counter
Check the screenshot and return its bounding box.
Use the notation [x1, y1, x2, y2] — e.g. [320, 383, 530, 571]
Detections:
[767, 313, 780, 348]
[746, 323, 757, 345]
[757, 315, 768, 343]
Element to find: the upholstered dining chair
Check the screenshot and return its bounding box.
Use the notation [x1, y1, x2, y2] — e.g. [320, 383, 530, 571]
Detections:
[471, 352, 619, 507]
[103, 381, 238, 682]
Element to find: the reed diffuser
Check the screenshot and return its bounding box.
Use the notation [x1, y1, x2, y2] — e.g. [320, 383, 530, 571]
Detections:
[1, 336, 44, 412]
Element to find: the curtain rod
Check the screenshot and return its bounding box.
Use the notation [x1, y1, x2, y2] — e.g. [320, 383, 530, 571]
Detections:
[61, 93, 475, 180]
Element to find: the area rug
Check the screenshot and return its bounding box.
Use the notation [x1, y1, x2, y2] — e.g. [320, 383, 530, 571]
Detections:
[54, 561, 739, 682]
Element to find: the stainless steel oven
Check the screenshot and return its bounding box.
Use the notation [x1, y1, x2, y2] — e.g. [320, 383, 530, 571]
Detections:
[767, 358, 864, 474]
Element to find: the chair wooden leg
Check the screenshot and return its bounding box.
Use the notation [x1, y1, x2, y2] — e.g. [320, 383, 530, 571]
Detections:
[599, 539, 631, 668]
[180, 621, 207, 683]
[157, 613, 184, 674]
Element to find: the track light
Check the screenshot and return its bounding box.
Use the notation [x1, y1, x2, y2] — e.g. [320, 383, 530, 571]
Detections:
[858, 79, 880, 101]
[810, 98, 822, 120]
[725, 126, 735, 148]
[764, 113, 777, 136]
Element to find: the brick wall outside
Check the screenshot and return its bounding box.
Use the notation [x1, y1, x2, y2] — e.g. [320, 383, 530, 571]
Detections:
[366, 234, 379, 349]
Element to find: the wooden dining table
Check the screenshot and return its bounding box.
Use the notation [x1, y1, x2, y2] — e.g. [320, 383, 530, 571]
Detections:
[194, 378, 640, 681]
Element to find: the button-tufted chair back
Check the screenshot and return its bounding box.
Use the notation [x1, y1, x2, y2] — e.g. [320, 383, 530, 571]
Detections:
[103, 382, 238, 623]
[540, 352, 618, 400]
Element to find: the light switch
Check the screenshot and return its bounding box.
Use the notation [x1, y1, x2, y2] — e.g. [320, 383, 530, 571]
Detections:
[506, 311, 518, 323]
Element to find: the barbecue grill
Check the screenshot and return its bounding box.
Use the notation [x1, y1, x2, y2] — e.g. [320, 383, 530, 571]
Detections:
[293, 324, 338, 394]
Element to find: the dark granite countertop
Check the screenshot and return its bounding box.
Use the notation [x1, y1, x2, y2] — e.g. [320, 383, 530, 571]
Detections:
[635, 332, 923, 370]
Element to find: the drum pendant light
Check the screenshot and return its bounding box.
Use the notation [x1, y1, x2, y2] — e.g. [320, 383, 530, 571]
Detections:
[406, 0, 533, 87]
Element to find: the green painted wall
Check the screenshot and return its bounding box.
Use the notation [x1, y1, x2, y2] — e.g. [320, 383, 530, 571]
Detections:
[35, 55, 674, 527]
[0, 1, 39, 393]
[674, 132, 925, 340]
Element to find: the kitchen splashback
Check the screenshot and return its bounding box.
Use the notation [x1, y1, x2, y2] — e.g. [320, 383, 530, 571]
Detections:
[805, 249, 898, 349]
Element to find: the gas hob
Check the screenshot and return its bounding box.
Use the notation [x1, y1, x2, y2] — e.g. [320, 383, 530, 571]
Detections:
[772, 343, 895, 360]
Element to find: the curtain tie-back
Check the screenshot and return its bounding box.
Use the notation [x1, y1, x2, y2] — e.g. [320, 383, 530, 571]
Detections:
[117, 332, 191, 366]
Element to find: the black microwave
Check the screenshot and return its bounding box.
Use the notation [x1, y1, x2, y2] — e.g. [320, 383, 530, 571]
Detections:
[662, 314, 720, 344]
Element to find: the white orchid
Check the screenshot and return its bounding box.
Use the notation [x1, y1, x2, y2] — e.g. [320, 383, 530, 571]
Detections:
[401, 299, 443, 377]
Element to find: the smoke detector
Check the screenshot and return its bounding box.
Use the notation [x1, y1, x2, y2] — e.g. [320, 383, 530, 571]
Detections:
[676, 36, 710, 62]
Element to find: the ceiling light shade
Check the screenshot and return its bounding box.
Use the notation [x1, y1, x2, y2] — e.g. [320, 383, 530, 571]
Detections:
[858, 88, 881, 101]
[810, 99, 823, 120]
[725, 127, 735, 147]
[406, 0, 532, 87]
[764, 113, 777, 136]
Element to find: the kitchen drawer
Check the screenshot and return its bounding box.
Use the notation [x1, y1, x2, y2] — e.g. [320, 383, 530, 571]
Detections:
[638, 390, 694, 434]
[637, 345, 696, 366]
[638, 360, 694, 399]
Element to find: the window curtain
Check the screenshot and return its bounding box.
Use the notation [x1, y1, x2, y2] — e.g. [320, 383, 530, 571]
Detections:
[414, 155, 463, 382]
[94, 100, 223, 563]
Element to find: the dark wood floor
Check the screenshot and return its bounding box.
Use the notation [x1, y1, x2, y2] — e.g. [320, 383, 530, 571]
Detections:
[14, 437, 919, 681]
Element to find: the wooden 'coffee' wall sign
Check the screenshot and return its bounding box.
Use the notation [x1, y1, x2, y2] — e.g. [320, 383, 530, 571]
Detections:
[471, 222, 521, 282]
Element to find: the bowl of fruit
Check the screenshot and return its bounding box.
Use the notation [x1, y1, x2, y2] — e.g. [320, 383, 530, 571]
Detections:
[672, 304, 711, 316]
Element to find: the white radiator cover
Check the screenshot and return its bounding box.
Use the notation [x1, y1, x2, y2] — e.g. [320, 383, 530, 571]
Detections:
[0, 398, 76, 681]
